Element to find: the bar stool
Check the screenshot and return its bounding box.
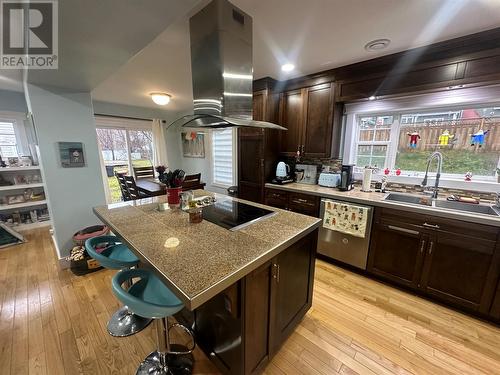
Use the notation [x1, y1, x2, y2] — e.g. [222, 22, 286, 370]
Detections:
[85, 236, 152, 337]
[112, 268, 195, 375]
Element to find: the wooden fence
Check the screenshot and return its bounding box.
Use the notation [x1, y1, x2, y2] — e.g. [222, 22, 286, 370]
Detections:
[399, 119, 500, 152]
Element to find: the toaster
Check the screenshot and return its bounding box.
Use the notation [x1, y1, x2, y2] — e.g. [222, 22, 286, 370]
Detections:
[318, 173, 340, 187]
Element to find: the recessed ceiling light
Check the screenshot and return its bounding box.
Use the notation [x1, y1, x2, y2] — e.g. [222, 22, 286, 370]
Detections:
[368, 95, 376, 101]
[364, 39, 391, 52]
[150, 92, 171, 105]
[281, 63, 295, 72]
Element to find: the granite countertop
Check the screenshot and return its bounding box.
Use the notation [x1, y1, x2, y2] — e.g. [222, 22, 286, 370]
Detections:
[265, 183, 500, 227]
[93, 192, 321, 310]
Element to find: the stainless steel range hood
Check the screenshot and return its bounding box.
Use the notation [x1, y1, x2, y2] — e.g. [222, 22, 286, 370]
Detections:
[170, 0, 286, 131]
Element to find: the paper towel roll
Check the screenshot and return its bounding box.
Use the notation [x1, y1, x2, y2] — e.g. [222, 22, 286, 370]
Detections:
[362, 168, 372, 192]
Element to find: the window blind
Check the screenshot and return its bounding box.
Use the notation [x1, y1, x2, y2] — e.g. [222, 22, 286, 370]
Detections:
[0, 121, 18, 157]
[212, 129, 234, 186]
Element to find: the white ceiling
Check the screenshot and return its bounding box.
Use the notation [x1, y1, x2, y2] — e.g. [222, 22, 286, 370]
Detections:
[92, 0, 500, 112]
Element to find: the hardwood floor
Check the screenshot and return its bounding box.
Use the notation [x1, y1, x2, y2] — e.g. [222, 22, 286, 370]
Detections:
[1, 229, 499, 375]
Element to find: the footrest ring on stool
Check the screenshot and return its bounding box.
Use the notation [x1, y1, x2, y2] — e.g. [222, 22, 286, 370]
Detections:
[167, 323, 196, 355]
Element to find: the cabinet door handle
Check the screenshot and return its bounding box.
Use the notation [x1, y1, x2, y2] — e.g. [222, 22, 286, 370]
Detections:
[419, 239, 426, 254]
[260, 158, 264, 167]
[423, 223, 440, 229]
[428, 241, 434, 255]
[301, 145, 305, 154]
[272, 263, 280, 283]
[296, 198, 308, 203]
[387, 225, 419, 235]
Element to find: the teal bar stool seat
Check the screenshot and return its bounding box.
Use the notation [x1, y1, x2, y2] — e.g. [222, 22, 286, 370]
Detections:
[85, 236, 152, 337]
[113, 268, 195, 375]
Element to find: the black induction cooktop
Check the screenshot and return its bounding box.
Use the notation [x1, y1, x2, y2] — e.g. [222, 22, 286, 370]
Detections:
[202, 198, 276, 230]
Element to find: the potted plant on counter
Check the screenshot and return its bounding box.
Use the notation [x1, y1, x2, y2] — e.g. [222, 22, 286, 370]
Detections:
[163, 169, 186, 207]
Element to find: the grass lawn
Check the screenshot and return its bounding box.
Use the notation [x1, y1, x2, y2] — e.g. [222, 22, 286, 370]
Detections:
[395, 149, 498, 176]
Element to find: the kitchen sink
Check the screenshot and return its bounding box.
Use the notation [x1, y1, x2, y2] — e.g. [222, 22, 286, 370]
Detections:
[384, 192, 500, 217]
[384, 193, 432, 206]
[434, 200, 500, 216]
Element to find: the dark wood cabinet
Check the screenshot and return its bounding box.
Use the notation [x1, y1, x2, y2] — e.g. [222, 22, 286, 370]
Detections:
[279, 83, 335, 158]
[265, 188, 320, 217]
[244, 261, 273, 374]
[301, 83, 335, 158]
[420, 231, 497, 312]
[238, 86, 279, 203]
[368, 208, 500, 315]
[278, 89, 303, 155]
[270, 234, 316, 353]
[368, 221, 426, 289]
[187, 230, 318, 375]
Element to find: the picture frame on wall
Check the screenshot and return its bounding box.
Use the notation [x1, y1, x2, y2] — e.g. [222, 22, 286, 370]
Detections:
[181, 131, 205, 158]
[58, 142, 85, 167]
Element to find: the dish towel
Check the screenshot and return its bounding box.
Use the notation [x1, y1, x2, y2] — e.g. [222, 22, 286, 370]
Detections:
[323, 200, 370, 238]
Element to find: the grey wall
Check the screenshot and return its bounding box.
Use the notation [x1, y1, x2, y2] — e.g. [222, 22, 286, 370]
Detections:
[26, 84, 106, 257]
[0, 89, 27, 112]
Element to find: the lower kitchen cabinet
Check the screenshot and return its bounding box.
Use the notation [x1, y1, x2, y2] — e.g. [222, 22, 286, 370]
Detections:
[265, 188, 320, 217]
[270, 234, 316, 352]
[367, 221, 426, 289]
[368, 208, 500, 317]
[187, 230, 318, 375]
[420, 231, 498, 312]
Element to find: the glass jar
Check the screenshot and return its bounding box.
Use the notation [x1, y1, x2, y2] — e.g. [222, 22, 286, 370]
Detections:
[188, 207, 203, 223]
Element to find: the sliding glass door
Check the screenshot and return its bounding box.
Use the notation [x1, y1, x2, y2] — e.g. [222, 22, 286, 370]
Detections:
[96, 126, 153, 203]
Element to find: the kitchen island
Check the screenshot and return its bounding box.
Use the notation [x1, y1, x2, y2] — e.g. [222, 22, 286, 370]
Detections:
[94, 192, 321, 375]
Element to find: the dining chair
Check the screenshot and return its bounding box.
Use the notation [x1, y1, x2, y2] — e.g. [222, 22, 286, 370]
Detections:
[116, 172, 131, 201]
[182, 173, 202, 190]
[133, 165, 155, 179]
[124, 175, 148, 200]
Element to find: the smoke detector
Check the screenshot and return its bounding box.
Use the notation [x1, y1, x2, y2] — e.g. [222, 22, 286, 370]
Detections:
[364, 39, 391, 52]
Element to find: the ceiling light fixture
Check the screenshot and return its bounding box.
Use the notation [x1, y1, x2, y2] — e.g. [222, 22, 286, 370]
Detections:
[281, 63, 295, 72]
[150, 93, 171, 106]
[364, 39, 391, 52]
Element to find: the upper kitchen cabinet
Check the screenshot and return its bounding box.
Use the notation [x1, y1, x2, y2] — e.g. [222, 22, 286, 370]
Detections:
[238, 82, 280, 203]
[278, 89, 303, 156]
[302, 83, 335, 158]
[279, 82, 336, 158]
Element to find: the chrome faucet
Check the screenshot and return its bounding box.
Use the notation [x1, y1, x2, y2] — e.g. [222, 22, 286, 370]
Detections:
[421, 151, 443, 199]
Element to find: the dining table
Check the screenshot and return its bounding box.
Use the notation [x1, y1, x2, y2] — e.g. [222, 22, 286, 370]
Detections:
[135, 178, 206, 197]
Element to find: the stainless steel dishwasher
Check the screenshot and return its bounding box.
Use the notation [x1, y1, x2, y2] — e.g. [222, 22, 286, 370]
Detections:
[317, 199, 373, 270]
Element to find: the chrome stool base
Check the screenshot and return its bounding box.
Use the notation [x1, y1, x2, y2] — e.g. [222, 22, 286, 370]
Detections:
[107, 306, 152, 337]
[136, 348, 193, 375]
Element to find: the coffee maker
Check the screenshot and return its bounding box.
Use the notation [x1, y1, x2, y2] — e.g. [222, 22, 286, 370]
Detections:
[338, 164, 354, 191]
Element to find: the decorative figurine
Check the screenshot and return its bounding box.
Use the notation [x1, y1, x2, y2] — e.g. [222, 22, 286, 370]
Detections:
[395, 168, 401, 176]
[384, 168, 390, 175]
[465, 172, 472, 181]
[407, 131, 421, 148]
[438, 129, 455, 146]
[470, 129, 489, 147]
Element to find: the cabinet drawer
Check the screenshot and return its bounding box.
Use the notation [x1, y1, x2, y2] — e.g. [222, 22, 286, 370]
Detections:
[288, 192, 319, 217]
[265, 189, 288, 201]
[288, 192, 318, 207]
[265, 189, 288, 209]
[417, 215, 498, 242]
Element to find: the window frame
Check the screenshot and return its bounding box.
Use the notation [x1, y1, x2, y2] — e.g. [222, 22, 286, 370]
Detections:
[0, 112, 30, 157]
[344, 106, 499, 191]
[211, 128, 237, 188]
